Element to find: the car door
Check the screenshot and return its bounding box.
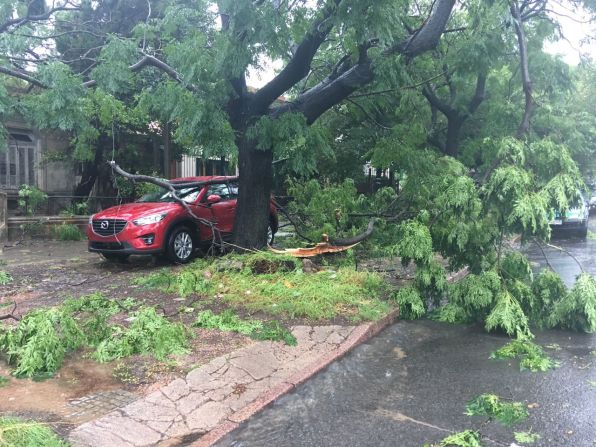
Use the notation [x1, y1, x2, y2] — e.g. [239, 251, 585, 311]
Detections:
[204, 183, 235, 236]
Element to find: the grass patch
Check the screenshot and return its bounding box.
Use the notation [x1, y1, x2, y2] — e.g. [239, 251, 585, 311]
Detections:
[194, 310, 297, 345]
[0, 376, 8, 387]
[52, 223, 82, 241]
[490, 339, 559, 372]
[465, 394, 529, 426]
[137, 253, 392, 322]
[587, 230, 596, 241]
[514, 431, 540, 444]
[0, 293, 188, 377]
[423, 430, 483, 447]
[0, 271, 12, 286]
[0, 417, 68, 447]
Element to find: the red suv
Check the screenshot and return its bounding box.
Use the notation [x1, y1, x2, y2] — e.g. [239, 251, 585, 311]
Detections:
[87, 176, 278, 263]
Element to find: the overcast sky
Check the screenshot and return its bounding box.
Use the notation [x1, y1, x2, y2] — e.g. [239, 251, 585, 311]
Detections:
[247, 1, 595, 88]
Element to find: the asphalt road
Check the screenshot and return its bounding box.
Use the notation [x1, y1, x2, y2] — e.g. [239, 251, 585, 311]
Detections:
[216, 221, 596, 447]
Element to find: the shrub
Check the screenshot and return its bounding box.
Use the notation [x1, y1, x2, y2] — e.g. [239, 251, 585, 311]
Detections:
[18, 185, 47, 216]
[0, 271, 12, 286]
[52, 223, 82, 241]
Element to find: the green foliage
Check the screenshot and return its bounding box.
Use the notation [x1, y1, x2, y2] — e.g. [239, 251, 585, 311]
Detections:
[60, 201, 89, 216]
[0, 270, 12, 285]
[0, 307, 85, 377]
[194, 309, 261, 336]
[465, 394, 529, 426]
[0, 293, 184, 377]
[393, 287, 426, 320]
[52, 223, 83, 241]
[490, 339, 559, 372]
[140, 254, 391, 322]
[513, 431, 541, 444]
[18, 185, 47, 216]
[251, 320, 297, 346]
[194, 310, 296, 345]
[485, 291, 531, 339]
[423, 431, 483, 447]
[0, 417, 69, 447]
[551, 273, 596, 332]
[531, 270, 567, 327]
[94, 307, 189, 362]
[0, 375, 8, 387]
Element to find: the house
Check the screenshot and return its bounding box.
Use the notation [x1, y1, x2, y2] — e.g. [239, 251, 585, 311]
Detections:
[1, 116, 76, 213]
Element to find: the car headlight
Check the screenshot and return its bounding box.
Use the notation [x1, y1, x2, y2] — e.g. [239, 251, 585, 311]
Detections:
[88, 214, 94, 225]
[133, 213, 168, 226]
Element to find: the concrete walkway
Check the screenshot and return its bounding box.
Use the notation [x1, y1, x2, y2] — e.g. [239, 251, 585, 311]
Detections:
[69, 316, 396, 447]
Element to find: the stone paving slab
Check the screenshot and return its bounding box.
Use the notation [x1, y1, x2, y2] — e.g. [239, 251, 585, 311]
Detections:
[69, 308, 400, 447]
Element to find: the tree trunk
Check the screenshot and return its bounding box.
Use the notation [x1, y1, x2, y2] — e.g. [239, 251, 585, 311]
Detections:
[73, 138, 104, 198]
[445, 116, 463, 157]
[511, 1, 533, 139]
[232, 136, 274, 249]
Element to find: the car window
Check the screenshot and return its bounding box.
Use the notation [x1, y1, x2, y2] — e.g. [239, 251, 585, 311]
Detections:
[137, 187, 200, 203]
[205, 183, 231, 201]
[228, 182, 239, 200]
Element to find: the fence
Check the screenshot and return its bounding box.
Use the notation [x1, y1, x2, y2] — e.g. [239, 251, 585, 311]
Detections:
[14, 194, 134, 217]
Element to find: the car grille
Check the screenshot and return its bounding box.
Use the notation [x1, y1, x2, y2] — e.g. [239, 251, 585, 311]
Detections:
[90, 241, 125, 250]
[92, 219, 127, 236]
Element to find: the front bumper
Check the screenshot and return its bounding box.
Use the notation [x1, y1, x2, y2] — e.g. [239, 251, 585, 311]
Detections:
[88, 240, 163, 255]
[550, 219, 588, 232]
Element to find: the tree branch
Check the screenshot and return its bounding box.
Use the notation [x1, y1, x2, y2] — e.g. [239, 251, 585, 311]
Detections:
[511, 0, 534, 139]
[0, 3, 80, 34]
[385, 0, 456, 58]
[252, 0, 342, 110]
[0, 66, 45, 88]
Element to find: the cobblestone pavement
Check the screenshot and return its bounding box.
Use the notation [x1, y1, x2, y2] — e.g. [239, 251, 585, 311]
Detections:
[66, 390, 138, 422]
[69, 325, 359, 447]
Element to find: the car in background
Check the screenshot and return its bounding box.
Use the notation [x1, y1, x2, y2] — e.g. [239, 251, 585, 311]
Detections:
[549, 191, 589, 238]
[87, 176, 278, 263]
[589, 192, 596, 214]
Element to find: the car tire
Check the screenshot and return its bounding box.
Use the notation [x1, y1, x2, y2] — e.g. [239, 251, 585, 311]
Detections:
[101, 253, 130, 262]
[167, 226, 195, 263]
[577, 225, 588, 238]
[267, 222, 275, 245]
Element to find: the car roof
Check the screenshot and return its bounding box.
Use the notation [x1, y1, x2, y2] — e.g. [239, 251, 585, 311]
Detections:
[170, 176, 237, 185]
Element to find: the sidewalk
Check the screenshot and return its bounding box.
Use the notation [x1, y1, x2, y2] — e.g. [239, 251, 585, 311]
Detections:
[69, 311, 398, 447]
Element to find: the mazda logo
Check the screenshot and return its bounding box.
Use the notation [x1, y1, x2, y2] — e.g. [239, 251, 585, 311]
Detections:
[100, 220, 109, 230]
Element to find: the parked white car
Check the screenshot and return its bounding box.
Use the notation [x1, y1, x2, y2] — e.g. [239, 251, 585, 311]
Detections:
[550, 192, 590, 238]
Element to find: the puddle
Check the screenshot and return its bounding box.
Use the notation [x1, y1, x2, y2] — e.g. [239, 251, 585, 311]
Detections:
[0, 356, 125, 422]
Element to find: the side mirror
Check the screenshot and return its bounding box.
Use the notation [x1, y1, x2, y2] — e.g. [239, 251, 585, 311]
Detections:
[207, 194, 221, 205]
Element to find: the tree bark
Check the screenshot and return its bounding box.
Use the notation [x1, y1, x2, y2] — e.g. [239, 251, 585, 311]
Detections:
[73, 136, 104, 198]
[232, 135, 274, 249]
[511, 1, 533, 139]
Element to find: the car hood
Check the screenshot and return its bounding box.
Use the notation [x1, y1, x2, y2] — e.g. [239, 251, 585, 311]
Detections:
[92, 202, 178, 221]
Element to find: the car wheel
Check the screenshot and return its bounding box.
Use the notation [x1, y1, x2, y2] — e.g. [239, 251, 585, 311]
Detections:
[267, 223, 275, 245]
[577, 226, 588, 238]
[167, 226, 195, 263]
[101, 253, 130, 262]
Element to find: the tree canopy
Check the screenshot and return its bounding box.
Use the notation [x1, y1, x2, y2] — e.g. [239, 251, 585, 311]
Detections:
[0, 0, 595, 249]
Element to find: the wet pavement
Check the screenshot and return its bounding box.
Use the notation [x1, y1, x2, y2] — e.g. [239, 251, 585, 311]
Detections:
[524, 219, 596, 287]
[215, 322, 595, 447]
[216, 220, 596, 447]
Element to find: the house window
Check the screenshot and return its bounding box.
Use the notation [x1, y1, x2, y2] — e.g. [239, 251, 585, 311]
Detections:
[0, 131, 36, 188]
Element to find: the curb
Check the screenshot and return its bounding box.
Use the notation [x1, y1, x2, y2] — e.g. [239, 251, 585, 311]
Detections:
[191, 307, 400, 447]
